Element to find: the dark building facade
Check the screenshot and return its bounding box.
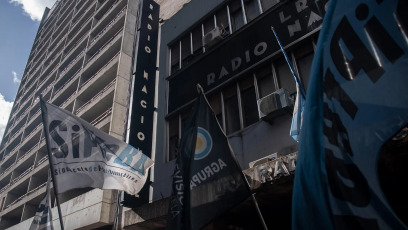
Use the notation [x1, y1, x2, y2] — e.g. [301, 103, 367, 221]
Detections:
[125, 0, 329, 229]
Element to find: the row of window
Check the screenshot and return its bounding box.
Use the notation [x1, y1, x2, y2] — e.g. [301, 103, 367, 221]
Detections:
[167, 38, 316, 161]
[168, 0, 281, 75]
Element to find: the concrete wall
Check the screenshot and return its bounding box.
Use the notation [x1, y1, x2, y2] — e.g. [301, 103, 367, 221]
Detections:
[6, 189, 117, 230]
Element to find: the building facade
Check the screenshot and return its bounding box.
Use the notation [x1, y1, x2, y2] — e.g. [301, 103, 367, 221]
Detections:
[124, 0, 328, 229]
[0, 0, 150, 229]
[0, 0, 332, 229]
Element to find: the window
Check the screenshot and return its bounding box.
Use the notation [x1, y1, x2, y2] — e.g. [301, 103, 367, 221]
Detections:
[224, 84, 241, 134]
[256, 64, 276, 98]
[192, 26, 203, 56]
[276, 57, 296, 95]
[181, 34, 192, 66]
[216, 7, 230, 36]
[203, 17, 215, 35]
[260, 0, 280, 12]
[240, 76, 258, 127]
[294, 44, 315, 91]
[170, 42, 180, 75]
[168, 117, 179, 161]
[244, 0, 261, 22]
[209, 94, 223, 130]
[229, 0, 245, 32]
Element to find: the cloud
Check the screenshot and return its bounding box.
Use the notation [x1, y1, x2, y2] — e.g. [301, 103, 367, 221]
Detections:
[12, 71, 20, 84]
[0, 94, 14, 143]
[9, 0, 56, 21]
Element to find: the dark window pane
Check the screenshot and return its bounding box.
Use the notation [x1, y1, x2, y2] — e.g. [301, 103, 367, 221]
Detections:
[260, 0, 280, 12]
[192, 26, 203, 56]
[256, 64, 276, 98]
[203, 17, 215, 35]
[297, 52, 314, 91]
[170, 42, 180, 74]
[276, 58, 296, 95]
[241, 86, 258, 126]
[209, 94, 223, 129]
[230, 0, 245, 32]
[181, 34, 192, 66]
[244, 0, 260, 22]
[168, 117, 179, 161]
[216, 7, 230, 36]
[224, 86, 240, 134]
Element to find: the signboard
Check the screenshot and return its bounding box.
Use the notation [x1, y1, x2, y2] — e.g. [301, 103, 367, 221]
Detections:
[168, 0, 329, 113]
[125, 0, 160, 207]
[129, 0, 159, 161]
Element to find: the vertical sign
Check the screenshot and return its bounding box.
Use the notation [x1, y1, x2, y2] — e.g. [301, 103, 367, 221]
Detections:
[125, 0, 160, 206]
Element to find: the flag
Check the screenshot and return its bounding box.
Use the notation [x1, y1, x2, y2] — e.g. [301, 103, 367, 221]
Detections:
[272, 27, 305, 142]
[166, 90, 251, 230]
[40, 97, 154, 195]
[292, 0, 408, 229]
[30, 171, 54, 230]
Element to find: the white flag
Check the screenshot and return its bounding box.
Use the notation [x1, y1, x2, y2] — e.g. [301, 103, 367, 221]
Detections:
[30, 171, 54, 230]
[40, 97, 154, 195]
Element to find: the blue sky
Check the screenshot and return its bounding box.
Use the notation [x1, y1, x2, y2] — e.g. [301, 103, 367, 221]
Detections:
[0, 0, 56, 142]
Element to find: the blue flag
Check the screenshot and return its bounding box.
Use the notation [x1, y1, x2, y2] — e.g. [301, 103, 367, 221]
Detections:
[292, 0, 408, 229]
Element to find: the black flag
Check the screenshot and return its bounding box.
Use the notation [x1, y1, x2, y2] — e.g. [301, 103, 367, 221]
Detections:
[166, 89, 251, 229]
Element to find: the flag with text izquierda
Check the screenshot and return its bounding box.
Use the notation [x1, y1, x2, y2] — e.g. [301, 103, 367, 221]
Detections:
[40, 97, 154, 195]
[292, 0, 408, 229]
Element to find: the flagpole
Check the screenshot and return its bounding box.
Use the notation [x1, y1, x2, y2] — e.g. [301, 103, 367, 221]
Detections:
[39, 96, 65, 230]
[251, 193, 269, 230]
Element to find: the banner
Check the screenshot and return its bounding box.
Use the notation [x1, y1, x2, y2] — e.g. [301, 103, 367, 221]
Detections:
[166, 91, 251, 230]
[292, 0, 408, 229]
[40, 98, 154, 195]
[30, 171, 54, 230]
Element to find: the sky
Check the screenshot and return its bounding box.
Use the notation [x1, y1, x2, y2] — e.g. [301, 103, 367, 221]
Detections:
[0, 0, 56, 142]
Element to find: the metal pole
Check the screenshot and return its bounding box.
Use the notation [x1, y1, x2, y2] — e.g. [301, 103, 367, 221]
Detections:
[39, 96, 65, 230]
[251, 193, 269, 230]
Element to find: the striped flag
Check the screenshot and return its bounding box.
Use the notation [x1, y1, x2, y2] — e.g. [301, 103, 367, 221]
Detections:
[29, 171, 54, 230]
[271, 27, 305, 142]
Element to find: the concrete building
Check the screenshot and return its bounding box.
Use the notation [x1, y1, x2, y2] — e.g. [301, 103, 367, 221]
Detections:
[0, 0, 173, 229]
[0, 0, 334, 229]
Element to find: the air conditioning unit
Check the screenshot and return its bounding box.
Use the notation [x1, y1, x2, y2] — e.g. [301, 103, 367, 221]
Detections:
[249, 152, 278, 168]
[257, 88, 294, 123]
[203, 27, 223, 49]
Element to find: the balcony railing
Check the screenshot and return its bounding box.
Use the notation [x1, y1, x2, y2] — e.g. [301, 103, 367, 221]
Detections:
[81, 52, 119, 89]
[61, 92, 77, 108]
[36, 155, 48, 167]
[54, 68, 81, 96]
[76, 79, 116, 114]
[0, 183, 10, 194]
[91, 107, 112, 126]
[24, 124, 42, 139]
[90, 6, 126, 45]
[87, 28, 123, 64]
[10, 165, 33, 185]
[65, 32, 88, 57]
[60, 50, 84, 75]
[0, 164, 14, 178]
[16, 144, 38, 164]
